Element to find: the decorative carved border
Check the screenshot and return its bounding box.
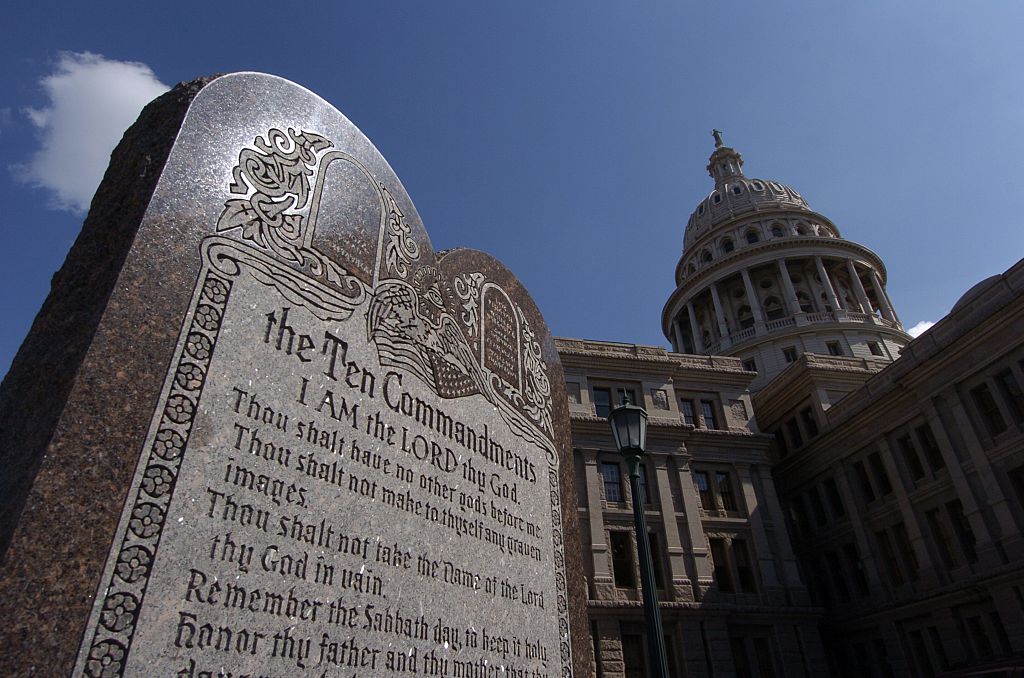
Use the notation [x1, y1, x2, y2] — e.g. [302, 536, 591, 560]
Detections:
[79, 272, 231, 677]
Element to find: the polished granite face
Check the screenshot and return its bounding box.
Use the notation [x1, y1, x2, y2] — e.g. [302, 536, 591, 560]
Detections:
[0, 74, 590, 678]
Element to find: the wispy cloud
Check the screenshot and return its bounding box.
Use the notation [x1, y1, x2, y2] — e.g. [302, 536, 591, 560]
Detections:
[14, 52, 168, 213]
[908, 320, 935, 338]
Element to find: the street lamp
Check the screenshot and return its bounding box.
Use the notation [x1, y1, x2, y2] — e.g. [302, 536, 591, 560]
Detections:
[608, 396, 670, 678]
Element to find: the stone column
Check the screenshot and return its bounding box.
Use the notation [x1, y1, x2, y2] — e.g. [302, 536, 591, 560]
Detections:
[814, 256, 841, 312]
[582, 448, 612, 598]
[832, 466, 888, 598]
[846, 259, 873, 314]
[946, 389, 1023, 559]
[735, 465, 783, 603]
[922, 402, 1001, 568]
[686, 301, 704, 354]
[749, 464, 806, 602]
[709, 283, 730, 346]
[868, 268, 898, 323]
[676, 457, 714, 598]
[672, 319, 685, 354]
[740, 268, 765, 329]
[778, 258, 802, 316]
[654, 456, 691, 601]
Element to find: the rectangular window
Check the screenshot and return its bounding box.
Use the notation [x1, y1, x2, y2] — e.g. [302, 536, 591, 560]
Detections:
[710, 538, 734, 592]
[601, 462, 623, 503]
[876, 529, 905, 586]
[808, 487, 828, 527]
[716, 471, 737, 512]
[621, 634, 646, 678]
[786, 418, 804, 448]
[752, 637, 777, 678]
[826, 551, 850, 601]
[610, 531, 635, 587]
[1011, 465, 1024, 511]
[868, 341, 883, 356]
[774, 429, 789, 457]
[637, 463, 652, 505]
[844, 543, 870, 596]
[593, 387, 612, 418]
[893, 522, 919, 581]
[743, 357, 757, 372]
[680, 399, 696, 426]
[995, 368, 1024, 423]
[926, 509, 956, 570]
[971, 383, 1007, 436]
[783, 346, 798, 363]
[823, 477, 845, 517]
[617, 387, 638, 408]
[967, 616, 994, 659]
[733, 539, 757, 593]
[897, 434, 926, 481]
[868, 452, 893, 496]
[800, 406, 819, 438]
[693, 471, 713, 510]
[649, 531, 665, 588]
[827, 341, 843, 356]
[853, 461, 876, 502]
[946, 499, 978, 564]
[928, 626, 950, 670]
[908, 630, 935, 677]
[915, 424, 945, 471]
[701, 400, 719, 429]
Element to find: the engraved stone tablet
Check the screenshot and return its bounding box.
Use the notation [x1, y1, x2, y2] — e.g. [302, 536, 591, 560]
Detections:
[0, 73, 590, 677]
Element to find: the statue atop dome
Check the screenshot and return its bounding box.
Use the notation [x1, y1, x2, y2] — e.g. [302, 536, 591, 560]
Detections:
[712, 129, 724, 148]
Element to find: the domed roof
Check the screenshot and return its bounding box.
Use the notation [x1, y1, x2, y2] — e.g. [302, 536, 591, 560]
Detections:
[951, 275, 1002, 313]
[683, 132, 813, 249]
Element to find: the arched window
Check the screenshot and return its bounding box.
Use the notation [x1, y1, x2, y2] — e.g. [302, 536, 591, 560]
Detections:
[796, 291, 814, 314]
[764, 296, 785, 321]
[771, 224, 784, 238]
[737, 305, 754, 329]
[722, 238, 734, 253]
[746, 229, 760, 244]
[795, 223, 810, 236]
[701, 249, 713, 263]
[687, 263, 696, 275]
[732, 185, 742, 195]
[713, 192, 722, 204]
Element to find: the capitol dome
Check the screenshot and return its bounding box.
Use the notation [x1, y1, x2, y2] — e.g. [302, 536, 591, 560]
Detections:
[663, 131, 911, 391]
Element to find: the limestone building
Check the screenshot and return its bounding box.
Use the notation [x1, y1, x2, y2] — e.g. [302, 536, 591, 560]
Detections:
[557, 338, 827, 677]
[558, 133, 1024, 677]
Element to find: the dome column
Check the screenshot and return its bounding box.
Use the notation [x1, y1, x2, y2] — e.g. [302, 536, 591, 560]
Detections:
[777, 258, 804, 321]
[868, 268, 899, 324]
[686, 302, 705, 353]
[846, 259, 874, 315]
[814, 256, 842, 313]
[740, 268, 766, 333]
[709, 283, 731, 348]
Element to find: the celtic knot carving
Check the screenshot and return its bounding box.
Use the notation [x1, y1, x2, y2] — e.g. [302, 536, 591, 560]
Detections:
[381, 183, 420, 278]
[217, 127, 331, 260]
[454, 271, 485, 337]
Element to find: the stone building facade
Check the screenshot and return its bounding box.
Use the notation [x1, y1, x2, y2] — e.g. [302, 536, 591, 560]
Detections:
[556, 338, 827, 677]
[754, 260, 1024, 676]
[559, 133, 1024, 676]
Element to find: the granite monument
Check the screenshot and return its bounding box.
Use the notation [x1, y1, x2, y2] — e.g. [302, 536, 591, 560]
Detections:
[0, 73, 590, 678]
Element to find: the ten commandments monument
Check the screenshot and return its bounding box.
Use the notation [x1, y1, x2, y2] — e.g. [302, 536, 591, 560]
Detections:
[0, 73, 590, 677]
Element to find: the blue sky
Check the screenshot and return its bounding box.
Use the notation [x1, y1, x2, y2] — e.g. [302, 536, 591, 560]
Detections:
[3, 2, 1023, 378]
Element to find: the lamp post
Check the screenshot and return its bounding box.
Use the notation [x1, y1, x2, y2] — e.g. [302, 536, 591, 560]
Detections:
[608, 396, 670, 678]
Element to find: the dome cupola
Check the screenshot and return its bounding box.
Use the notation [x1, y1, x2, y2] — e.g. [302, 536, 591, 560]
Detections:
[663, 132, 911, 391]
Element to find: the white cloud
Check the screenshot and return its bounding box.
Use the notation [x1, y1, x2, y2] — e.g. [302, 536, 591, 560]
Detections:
[16, 52, 168, 213]
[908, 320, 935, 338]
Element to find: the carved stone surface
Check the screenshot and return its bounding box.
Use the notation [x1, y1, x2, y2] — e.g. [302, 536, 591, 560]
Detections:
[0, 73, 590, 678]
